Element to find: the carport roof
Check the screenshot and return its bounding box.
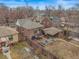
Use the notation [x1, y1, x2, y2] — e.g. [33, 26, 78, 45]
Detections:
[43, 27, 62, 36]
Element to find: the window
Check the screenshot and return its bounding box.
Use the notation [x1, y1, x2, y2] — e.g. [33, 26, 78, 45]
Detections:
[8, 35, 13, 40]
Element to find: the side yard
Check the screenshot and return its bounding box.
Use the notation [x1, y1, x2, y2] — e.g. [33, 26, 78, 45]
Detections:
[0, 41, 35, 59]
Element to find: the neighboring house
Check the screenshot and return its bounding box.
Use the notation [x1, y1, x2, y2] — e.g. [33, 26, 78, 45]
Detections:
[16, 19, 43, 41]
[61, 21, 79, 41]
[32, 15, 53, 28]
[35, 16, 61, 28]
[69, 28, 79, 39]
[68, 23, 79, 38]
[41, 16, 53, 28]
[32, 13, 45, 23]
[0, 26, 18, 49]
[50, 16, 61, 28]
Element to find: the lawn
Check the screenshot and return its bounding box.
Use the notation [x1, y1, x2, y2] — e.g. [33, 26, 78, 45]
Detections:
[0, 53, 6, 59]
[45, 39, 79, 59]
[0, 41, 35, 59]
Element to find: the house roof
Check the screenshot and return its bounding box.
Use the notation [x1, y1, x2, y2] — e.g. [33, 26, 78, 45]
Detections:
[50, 16, 60, 21]
[16, 19, 43, 29]
[43, 27, 62, 36]
[61, 22, 79, 26]
[0, 26, 18, 37]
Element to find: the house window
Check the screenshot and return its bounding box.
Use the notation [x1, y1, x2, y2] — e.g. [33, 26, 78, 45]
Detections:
[8, 35, 13, 40]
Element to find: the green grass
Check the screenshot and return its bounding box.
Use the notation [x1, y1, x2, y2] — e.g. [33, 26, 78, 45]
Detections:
[0, 53, 6, 59]
[0, 41, 27, 59]
[13, 42, 27, 49]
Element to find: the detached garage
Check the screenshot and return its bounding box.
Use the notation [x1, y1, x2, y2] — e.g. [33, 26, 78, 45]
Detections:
[43, 27, 63, 38]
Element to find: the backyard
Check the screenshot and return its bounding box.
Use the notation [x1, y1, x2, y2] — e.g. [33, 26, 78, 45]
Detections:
[0, 41, 35, 59]
[0, 41, 48, 59]
[44, 39, 79, 59]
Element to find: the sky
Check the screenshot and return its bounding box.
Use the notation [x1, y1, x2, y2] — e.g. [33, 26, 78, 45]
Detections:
[0, 0, 79, 9]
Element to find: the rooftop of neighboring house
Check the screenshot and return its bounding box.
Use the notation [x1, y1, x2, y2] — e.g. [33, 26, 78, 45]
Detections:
[60, 16, 79, 24]
[16, 19, 43, 29]
[61, 22, 79, 33]
[0, 26, 18, 37]
[50, 16, 60, 21]
[32, 15, 44, 23]
[49, 16, 61, 28]
[41, 16, 52, 23]
[32, 14, 49, 23]
[61, 22, 79, 26]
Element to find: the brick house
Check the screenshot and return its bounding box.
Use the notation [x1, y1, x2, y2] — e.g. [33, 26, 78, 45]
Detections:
[16, 19, 43, 41]
[41, 16, 53, 28]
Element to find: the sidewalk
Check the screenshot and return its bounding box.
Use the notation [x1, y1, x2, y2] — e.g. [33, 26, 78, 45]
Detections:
[3, 51, 12, 59]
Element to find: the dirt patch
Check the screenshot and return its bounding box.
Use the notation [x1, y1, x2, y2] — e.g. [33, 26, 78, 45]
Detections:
[45, 39, 79, 59]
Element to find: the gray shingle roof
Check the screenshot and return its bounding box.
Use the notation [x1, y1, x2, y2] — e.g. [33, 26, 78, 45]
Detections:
[16, 19, 43, 29]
